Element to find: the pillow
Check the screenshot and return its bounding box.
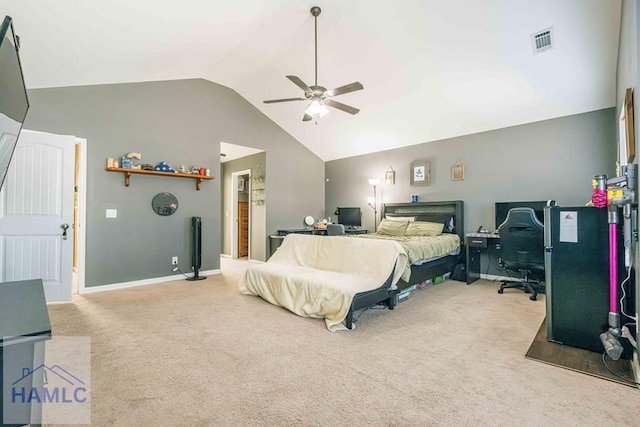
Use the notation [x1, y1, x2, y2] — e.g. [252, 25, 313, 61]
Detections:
[405, 221, 444, 236]
[377, 219, 409, 236]
[385, 216, 415, 222]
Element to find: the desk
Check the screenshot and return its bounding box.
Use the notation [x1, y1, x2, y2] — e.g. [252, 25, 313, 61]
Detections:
[276, 228, 368, 236]
[343, 228, 368, 235]
[465, 233, 503, 284]
[277, 228, 327, 236]
[269, 228, 369, 259]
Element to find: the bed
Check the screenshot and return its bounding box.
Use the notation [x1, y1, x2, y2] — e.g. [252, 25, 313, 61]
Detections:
[239, 201, 464, 330]
[337, 201, 464, 323]
[369, 200, 465, 290]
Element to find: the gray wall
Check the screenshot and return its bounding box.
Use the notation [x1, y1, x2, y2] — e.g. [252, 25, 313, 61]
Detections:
[221, 152, 267, 260]
[617, 0, 637, 136]
[326, 109, 617, 234]
[617, 0, 639, 340]
[24, 79, 324, 287]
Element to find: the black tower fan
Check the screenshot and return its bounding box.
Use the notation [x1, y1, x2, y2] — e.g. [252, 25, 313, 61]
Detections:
[186, 216, 206, 281]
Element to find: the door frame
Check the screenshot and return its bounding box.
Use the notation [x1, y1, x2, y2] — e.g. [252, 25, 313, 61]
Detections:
[75, 136, 87, 294]
[230, 169, 251, 259]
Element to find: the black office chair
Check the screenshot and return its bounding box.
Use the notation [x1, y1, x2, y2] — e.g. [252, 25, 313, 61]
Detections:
[497, 207, 545, 301]
[326, 224, 346, 236]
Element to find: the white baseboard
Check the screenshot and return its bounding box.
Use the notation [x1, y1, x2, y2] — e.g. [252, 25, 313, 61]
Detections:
[79, 269, 221, 294]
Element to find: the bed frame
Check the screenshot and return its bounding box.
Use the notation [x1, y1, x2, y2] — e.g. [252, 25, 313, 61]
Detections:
[383, 200, 465, 289]
[345, 200, 465, 329]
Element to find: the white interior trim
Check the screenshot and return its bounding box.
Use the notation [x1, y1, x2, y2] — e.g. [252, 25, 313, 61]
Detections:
[76, 137, 87, 295]
[619, 102, 628, 168]
[79, 269, 221, 294]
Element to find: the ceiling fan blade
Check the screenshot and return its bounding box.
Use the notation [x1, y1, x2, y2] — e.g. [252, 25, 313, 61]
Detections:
[325, 99, 360, 115]
[286, 75, 312, 93]
[326, 82, 364, 97]
[263, 97, 307, 104]
[302, 113, 313, 122]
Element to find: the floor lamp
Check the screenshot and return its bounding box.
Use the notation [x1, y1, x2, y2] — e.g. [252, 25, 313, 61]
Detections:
[367, 178, 380, 232]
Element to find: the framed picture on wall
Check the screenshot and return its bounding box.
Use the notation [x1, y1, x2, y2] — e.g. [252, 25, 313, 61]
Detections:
[625, 88, 635, 163]
[619, 88, 636, 166]
[385, 167, 395, 185]
[410, 160, 430, 186]
[451, 162, 465, 181]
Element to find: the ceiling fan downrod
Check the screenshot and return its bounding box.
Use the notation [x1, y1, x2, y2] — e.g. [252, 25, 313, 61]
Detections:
[311, 6, 321, 87]
[261, 5, 363, 121]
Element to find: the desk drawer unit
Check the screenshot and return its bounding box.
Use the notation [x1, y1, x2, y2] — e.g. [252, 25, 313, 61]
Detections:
[467, 237, 488, 248]
[466, 236, 486, 284]
[465, 234, 500, 284]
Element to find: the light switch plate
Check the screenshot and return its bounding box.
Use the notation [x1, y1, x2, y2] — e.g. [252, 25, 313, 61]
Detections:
[106, 209, 117, 218]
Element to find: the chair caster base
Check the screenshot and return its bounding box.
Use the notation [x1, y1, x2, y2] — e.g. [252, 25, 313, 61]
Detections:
[529, 294, 537, 301]
[497, 288, 504, 294]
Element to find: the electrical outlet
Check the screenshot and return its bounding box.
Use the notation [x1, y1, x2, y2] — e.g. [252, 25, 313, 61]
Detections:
[172, 256, 178, 265]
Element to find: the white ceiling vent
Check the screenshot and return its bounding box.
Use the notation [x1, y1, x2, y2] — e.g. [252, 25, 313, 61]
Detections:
[531, 27, 553, 54]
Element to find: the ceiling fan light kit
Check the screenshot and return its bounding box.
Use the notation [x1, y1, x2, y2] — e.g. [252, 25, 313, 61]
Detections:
[304, 99, 330, 118]
[263, 6, 364, 122]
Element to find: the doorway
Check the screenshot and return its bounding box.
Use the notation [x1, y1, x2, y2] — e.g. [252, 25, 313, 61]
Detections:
[231, 169, 251, 259]
[220, 142, 265, 261]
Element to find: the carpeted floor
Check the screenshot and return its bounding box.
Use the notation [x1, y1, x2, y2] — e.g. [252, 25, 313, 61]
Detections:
[44, 259, 640, 426]
[526, 320, 637, 387]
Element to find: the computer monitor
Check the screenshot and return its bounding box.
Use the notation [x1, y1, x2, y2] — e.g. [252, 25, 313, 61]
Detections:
[336, 207, 361, 227]
[495, 201, 547, 230]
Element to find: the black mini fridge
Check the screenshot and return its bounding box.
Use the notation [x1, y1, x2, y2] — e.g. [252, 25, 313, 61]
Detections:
[544, 206, 634, 355]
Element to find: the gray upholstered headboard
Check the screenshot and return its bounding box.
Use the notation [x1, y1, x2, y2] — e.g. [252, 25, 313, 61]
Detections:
[381, 201, 465, 241]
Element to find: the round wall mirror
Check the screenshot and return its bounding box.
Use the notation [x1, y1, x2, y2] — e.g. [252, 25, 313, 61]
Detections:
[152, 192, 179, 216]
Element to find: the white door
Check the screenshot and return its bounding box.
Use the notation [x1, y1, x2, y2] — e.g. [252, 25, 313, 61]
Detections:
[0, 130, 75, 301]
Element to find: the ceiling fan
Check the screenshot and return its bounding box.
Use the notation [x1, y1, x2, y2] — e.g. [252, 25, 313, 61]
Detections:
[263, 6, 364, 122]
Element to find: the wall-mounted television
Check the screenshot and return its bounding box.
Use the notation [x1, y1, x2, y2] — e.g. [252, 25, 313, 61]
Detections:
[495, 201, 548, 230]
[0, 16, 29, 191]
[336, 207, 362, 228]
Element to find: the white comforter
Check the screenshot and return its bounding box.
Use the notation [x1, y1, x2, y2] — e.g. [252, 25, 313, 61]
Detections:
[238, 234, 407, 331]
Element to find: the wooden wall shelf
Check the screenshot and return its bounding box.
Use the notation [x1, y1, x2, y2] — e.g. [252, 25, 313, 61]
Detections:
[106, 167, 215, 190]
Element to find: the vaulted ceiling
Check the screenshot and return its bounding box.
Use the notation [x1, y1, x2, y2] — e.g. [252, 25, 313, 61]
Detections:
[4, 0, 622, 161]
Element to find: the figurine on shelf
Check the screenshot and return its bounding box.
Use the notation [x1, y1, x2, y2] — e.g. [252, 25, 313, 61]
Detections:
[121, 152, 141, 169]
[154, 161, 175, 173]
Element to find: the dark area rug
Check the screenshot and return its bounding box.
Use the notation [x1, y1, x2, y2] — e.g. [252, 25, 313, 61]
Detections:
[526, 319, 638, 388]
